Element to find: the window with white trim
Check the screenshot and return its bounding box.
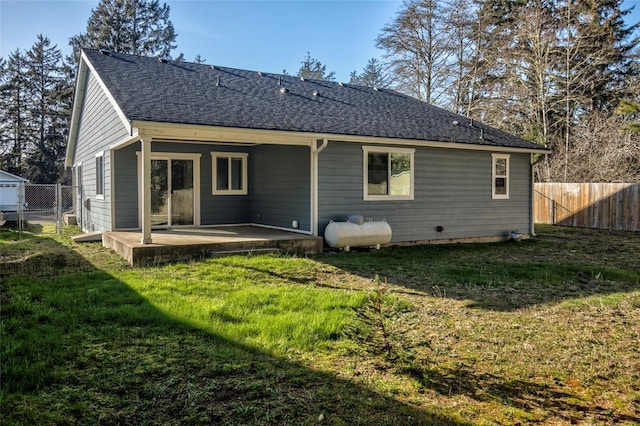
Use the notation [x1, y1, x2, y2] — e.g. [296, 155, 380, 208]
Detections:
[363, 146, 414, 201]
[492, 153, 510, 199]
[95, 152, 105, 199]
[211, 152, 248, 195]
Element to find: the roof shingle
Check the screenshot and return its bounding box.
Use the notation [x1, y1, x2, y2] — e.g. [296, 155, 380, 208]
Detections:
[83, 49, 543, 151]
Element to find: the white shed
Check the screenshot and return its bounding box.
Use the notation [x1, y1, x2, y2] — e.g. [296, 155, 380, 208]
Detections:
[0, 170, 28, 212]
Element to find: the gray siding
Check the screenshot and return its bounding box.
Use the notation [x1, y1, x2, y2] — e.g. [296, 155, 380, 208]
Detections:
[318, 142, 532, 242]
[113, 143, 139, 228]
[151, 142, 252, 225]
[113, 142, 252, 229]
[111, 137, 532, 241]
[201, 145, 251, 225]
[113, 142, 309, 230]
[250, 145, 310, 231]
[73, 70, 129, 232]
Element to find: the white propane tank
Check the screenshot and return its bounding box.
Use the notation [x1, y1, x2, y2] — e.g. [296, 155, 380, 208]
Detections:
[324, 220, 392, 250]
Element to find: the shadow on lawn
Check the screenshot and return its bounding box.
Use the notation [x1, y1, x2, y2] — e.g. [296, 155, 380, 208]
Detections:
[1, 233, 459, 425]
[196, 246, 640, 424]
[403, 364, 640, 424]
[318, 232, 640, 311]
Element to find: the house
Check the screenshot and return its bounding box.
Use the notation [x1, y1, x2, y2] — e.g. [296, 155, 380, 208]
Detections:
[65, 48, 548, 253]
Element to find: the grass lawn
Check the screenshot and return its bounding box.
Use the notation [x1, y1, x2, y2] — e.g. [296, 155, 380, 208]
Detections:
[1, 224, 639, 425]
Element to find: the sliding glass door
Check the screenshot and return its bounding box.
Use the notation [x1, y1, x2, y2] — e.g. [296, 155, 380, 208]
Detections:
[150, 158, 194, 227]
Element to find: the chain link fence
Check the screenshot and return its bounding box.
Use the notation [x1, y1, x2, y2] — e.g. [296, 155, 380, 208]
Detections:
[0, 183, 77, 234]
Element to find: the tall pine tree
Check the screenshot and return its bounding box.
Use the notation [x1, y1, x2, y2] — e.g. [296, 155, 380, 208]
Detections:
[23, 36, 71, 183]
[69, 0, 178, 60]
[349, 58, 391, 88]
[441, 0, 478, 115]
[0, 37, 71, 182]
[561, 0, 639, 112]
[293, 52, 336, 81]
[475, 0, 562, 145]
[0, 50, 29, 176]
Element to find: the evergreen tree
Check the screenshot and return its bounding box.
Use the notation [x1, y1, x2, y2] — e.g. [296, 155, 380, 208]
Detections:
[23, 35, 71, 183]
[349, 58, 391, 88]
[0, 50, 29, 176]
[470, 0, 528, 124]
[615, 100, 640, 132]
[616, 45, 640, 132]
[475, 0, 562, 145]
[294, 52, 335, 81]
[550, 0, 639, 179]
[561, 0, 639, 112]
[69, 0, 178, 60]
[441, 0, 478, 115]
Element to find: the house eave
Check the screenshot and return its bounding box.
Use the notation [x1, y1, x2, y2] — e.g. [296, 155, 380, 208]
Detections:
[65, 55, 89, 168]
[129, 120, 550, 154]
[131, 120, 316, 146]
[65, 50, 133, 168]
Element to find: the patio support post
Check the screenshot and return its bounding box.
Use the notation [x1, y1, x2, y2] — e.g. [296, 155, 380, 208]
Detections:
[141, 137, 152, 244]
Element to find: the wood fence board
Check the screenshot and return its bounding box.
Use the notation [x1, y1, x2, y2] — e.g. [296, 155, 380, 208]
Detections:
[534, 183, 640, 231]
[631, 185, 640, 231]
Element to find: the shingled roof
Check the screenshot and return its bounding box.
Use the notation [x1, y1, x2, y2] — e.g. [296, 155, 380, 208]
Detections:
[82, 48, 544, 151]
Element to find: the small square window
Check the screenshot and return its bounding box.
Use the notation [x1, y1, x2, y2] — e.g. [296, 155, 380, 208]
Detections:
[212, 152, 248, 195]
[363, 146, 414, 201]
[492, 154, 510, 199]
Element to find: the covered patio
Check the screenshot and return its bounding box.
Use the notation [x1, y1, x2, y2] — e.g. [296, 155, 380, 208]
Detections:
[102, 225, 323, 266]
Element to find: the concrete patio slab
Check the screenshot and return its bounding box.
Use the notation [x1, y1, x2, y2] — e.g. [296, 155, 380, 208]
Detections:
[72, 231, 103, 242]
[102, 226, 323, 266]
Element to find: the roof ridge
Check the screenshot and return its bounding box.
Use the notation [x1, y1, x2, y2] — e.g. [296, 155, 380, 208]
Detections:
[83, 48, 386, 92]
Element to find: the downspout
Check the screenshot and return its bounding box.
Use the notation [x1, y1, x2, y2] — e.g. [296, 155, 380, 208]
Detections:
[530, 153, 542, 237]
[311, 138, 329, 236]
[531, 154, 535, 237]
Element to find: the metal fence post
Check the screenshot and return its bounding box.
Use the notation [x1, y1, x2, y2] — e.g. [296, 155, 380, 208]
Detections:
[56, 183, 63, 233]
[17, 183, 24, 236]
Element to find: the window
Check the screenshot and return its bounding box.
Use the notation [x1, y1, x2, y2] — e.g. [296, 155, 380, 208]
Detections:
[95, 152, 104, 199]
[211, 152, 248, 195]
[492, 153, 510, 199]
[73, 163, 82, 190]
[363, 146, 414, 200]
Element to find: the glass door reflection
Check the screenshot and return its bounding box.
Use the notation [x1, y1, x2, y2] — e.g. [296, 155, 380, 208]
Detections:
[149, 159, 194, 227]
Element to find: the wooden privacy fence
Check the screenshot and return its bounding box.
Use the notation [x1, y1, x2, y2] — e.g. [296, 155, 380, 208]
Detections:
[534, 183, 640, 231]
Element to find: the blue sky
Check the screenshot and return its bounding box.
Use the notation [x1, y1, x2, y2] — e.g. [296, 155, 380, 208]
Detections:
[1, 0, 639, 83]
[0, 0, 402, 81]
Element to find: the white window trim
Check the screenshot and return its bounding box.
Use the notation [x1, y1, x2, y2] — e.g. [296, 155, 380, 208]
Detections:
[73, 161, 83, 187]
[362, 146, 414, 201]
[211, 152, 249, 195]
[95, 151, 105, 200]
[492, 153, 510, 199]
